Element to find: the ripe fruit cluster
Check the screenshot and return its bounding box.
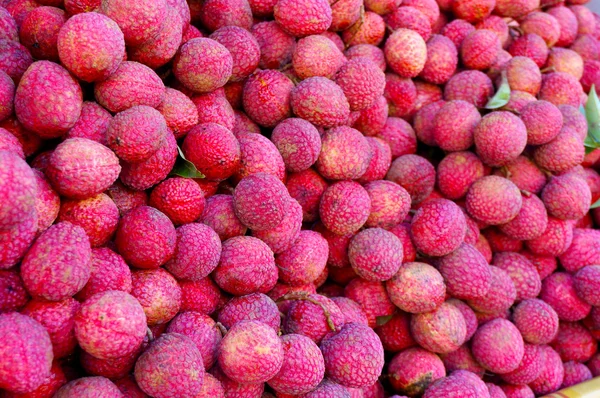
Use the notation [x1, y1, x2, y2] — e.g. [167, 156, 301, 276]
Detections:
[1, 0, 600, 397]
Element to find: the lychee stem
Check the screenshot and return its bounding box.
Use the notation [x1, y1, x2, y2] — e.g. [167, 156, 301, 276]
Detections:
[278, 293, 337, 332]
[146, 327, 154, 343]
[216, 322, 228, 336]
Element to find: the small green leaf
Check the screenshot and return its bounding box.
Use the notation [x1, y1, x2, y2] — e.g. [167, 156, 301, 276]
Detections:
[170, 146, 205, 179]
[591, 197, 600, 209]
[585, 84, 600, 145]
[376, 315, 394, 326]
[485, 72, 511, 109]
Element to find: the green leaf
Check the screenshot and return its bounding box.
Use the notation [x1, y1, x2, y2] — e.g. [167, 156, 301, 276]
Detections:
[585, 84, 600, 146]
[591, 197, 600, 209]
[376, 315, 394, 326]
[170, 146, 205, 179]
[485, 72, 511, 109]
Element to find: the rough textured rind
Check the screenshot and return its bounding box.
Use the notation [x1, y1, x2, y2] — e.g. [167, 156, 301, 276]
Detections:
[267, 333, 325, 395]
[94, 61, 165, 113]
[411, 198, 467, 257]
[316, 126, 371, 180]
[387, 262, 445, 314]
[474, 112, 527, 167]
[21, 222, 91, 301]
[499, 194, 548, 241]
[292, 35, 345, 80]
[284, 293, 345, 343]
[75, 290, 146, 360]
[274, 0, 332, 37]
[214, 236, 277, 296]
[540, 272, 591, 322]
[492, 252, 541, 301]
[513, 299, 559, 345]
[410, 302, 467, 354]
[156, 88, 198, 139]
[54, 376, 122, 398]
[438, 243, 491, 300]
[233, 173, 288, 231]
[18, 6, 65, 61]
[466, 176, 522, 225]
[100, 0, 166, 46]
[542, 174, 591, 221]
[349, 228, 403, 282]
[218, 293, 280, 332]
[0, 270, 29, 313]
[436, 151, 485, 200]
[529, 346, 564, 396]
[135, 333, 205, 398]
[166, 311, 222, 370]
[200, 194, 247, 241]
[461, 30, 500, 71]
[271, 118, 321, 173]
[500, 344, 543, 385]
[15, 61, 82, 138]
[290, 77, 350, 128]
[444, 70, 494, 108]
[468, 266, 516, 315]
[320, 323, 384, 389]
[251, 21, 296, 70]
[65, 101, 112, 145]
[165, 223, 221, 281]
[539, 72, 583, 108]
[57, 12, 124, 82]
[76, 248, 132, 302]
[386, 154, 435, 204]
[388, 347, 445, 396]
[335, 57, 386, 111]
[364, 180, 410, 228]
[385, 29, 427, 78]
[319, 181, 371, 236]
[0, 312, 53, 394]
[131, 268, 181, 325]
[472, 319, 525, 374]
[149, 178, 205, 226]
[550, 321, 597, 362]
[115, 206, 176, 270]
[218, 320, 283, 384]
[243, 69, 294, 128]
[277, 230, 328, 286]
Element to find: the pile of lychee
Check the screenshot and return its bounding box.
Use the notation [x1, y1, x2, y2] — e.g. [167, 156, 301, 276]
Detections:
[2, 0, 600, 397]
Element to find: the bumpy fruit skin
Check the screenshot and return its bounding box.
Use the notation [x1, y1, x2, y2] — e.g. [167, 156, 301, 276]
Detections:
[173, 38, 232, 94]
[505, 57, 542, 96]
[386, 154, 435, 203]
[167, 311, 222, 370]
[29, 170, 57, 234]
[131, 269, 181, 325]
[517, 101, 562, 146]
[388, 347, 445, 396]
[156, 88, 198, 139]
[499, 194, 547, 241]
[292, 35, 345, 80]
[0, 72, 14, 123]
[468, 265, 516, 314]
[411, 302, 467, 354]
[512, 297, 558, 345]
[527, 217, 573, 257]
[385, 74, 418, 120]
[540, 272, 591, 322]
[200, 0, 252, 32]
[57, 12, 124, 82]
[271, 118, 321, 173]
[493, 252, 541, 301]
[65, 101, 112, 145]
[574, 265, 600, 306]
[75, 290, 146, 360]
[149, 178, 206, 226]
[218, 320, 283, 384]
[214, 236, 277, 296]
[0, 149, 36, 231]
[436, 151, 485, 200]
[316, 126, 371, 180]
[350, 228, 403, 282]
[444, 70, 494, 108]
[387, 262, 445, 314]
[21, 222, 91, 301]
[129, 6, 182, 67]
[76, 248, 132, 302]
[461, 30, 500, 70]
[539, 72, 583, 108]
[441, 19, 475, 48]
[562, 361, 593, 388]
[438, 243, 491, 300]
[374, 312, 416, 353]
[0, 270, 29, 312]
[334, 57, 385, 111]
[534, 127, 584, 173]
[434, 101, 480, 153]
[14, 61, 82, 138]
[18, 6, 65, 61]
[106, 182, 148, 216]
[542, 175, 591, 221]
[375, 116, 417, 157]
[277, 230, 328, 286]
[242, 70, 294, 128]
[274, 0, 332, 37]
[291, 77, 350, 128]
[58, 193, 119, 248]
[472, 319, 525, 374]
[135, 333, 204, 398]
[54, 376, 122, 398]
[268, 333, 324, 395]
[115, 206, 176, 270]
[284, 293, 345, 343]
[560, 105, 588, 140]
[0, 7, 18, 41]
[353, 96, 389, 138]
[500, 343, 543, 385]
[386, 6, 432, 41]
[474, 112, 527, 167]
[47, 138, 120, 200]
[466, 176, 522, 225]
[182, 123, 240, 181]
[100, 0, 165, 46]
[165, 223, 221, 281]
[411, 198, 467, 257]
[319, 181, 371, 236]
[251, 21, 295, 70]
[529, 346, 564, 396]
[321, 323, 384, 389]
[546, 48, 583, 80]
[233, 173, 288, 231]
[364, 180, 410, 228]
[551, 322, 597, 362]
[0, 39, 33, 85]
[0, 312, 53, 394]
[217, 293, 280, 332]
[200, 194, 247, 241]
[94, 61, 165, 113]
[22, 298, 79, 359]
[384, 29, 427, 78]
